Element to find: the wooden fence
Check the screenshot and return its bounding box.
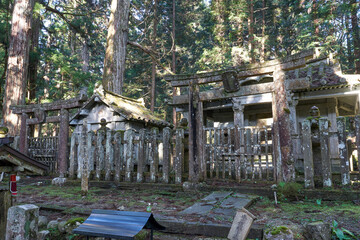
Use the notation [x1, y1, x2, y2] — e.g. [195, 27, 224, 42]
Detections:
[204, 126, 274, 182]
[28, 136, 58, 172]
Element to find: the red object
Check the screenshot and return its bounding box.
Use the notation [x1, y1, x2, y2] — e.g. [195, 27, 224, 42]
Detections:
[10, 174, 17, 196]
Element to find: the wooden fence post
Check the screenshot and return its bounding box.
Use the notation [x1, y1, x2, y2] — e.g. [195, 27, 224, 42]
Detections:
[69, 132, 77, 179]
[150, 128, 159, 182]
[96, 130, 105, 180]
[162, 127, 171, 183]
[319, 118, 332, 187]
[175, 128, 184, 184]
[302, 120, 314, 188]
[337, 117, 350, 186]
[114, 131, 124, 183]
[105, 130, 114, 181]
[124, 129, 135, 182]
[137, 129, 146, 183]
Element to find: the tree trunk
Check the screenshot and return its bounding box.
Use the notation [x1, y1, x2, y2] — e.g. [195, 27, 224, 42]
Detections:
[102, 0, 130, 95]
[172, 0, 177, 126]
[351, 0, 360, 73]
[345, 15, 354, 71]
[28, 9, 41, 101]
[260, 0, 266, 62]
[81, 40, 90, 72]
[150, 0, 158, 112]
[3, 0, 35, 135]
[248, 0, 255, 63]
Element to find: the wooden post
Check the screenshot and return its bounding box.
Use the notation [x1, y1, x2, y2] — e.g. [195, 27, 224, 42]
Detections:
[58, 108, 69, 177]
[137, 129, 146, 183]
[337, 117, 350, 186]
[188, 81, 199, 182]
[69, 132, 77, 179]
[124, 129, 135, 182]
[319, 118, 332, 187]
[272, 68, 295, 182]
[81, 120, 89, 194]
[175, 128, 184, 184]
[196, 101, 205, 181]
[96, 130, 105, 180]
[113, 131, 124, 183]
[162, 127, 171, 183]
[105, 130, 114, 181]
[149, 128, 159, 182]
[302, 120, 315, 189]
[19, 113, 28, 154]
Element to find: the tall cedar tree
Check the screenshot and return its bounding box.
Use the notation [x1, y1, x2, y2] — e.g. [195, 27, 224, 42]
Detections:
[3, 0, 35, 135]
[103, 0, 130, 95]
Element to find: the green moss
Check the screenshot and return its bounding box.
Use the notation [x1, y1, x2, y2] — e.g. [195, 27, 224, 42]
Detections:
[66, 217, 85, 226]
[266, 226, 290, 235]
[283, 108, 290, 114]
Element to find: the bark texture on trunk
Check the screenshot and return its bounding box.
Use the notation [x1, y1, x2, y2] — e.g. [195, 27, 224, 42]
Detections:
[28, 10, 40, 101]
[102, 0, 130, 95]
[3, 0, 35, 135]
[150, 0, 158, 112]
[172, 0, 177, 126]
[351, 0, 360, 73]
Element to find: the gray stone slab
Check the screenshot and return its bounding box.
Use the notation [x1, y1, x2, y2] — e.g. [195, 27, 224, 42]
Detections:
[211, 207, 236, 217]
[220, 197, 255, 210]
[180, 202, 213, 215]
[202, 192, 232, 202]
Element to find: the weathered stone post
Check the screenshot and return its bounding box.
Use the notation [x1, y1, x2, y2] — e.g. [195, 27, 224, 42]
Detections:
[337, 117, 350, 186]
[233, 98, 244, 182]
[175, 128, 184, 184]
[6, 204, 39, 240]
[319, 118, 332, 187]
[0, 190, 11, 239]
[272, 67, 295, 182]
[114, 130, 124, 183]
[124, 129, 135, 182]
[68, 132, 77, 179]
[287, 92, 300, 163]
[137, 129, 146, 183]
[81, 120, 89, 194]
[87, 131, 95, 173]
[58, 108, 69, 176]
[162, 127, 171, 183]
[96, 129, 105, 180]
[302, 120, 315, 188]
[150, 128, 159, 182]
[105, 130, 114, 181]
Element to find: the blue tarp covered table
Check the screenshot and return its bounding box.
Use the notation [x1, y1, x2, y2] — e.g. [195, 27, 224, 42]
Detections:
[73, 209, 165, 240]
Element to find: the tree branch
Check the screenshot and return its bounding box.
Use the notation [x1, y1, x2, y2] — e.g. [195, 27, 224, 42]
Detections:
[128, 41, 175, 75]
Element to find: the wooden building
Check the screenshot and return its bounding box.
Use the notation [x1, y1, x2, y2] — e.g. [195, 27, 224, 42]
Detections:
[70, 87, 171, 133]
[165, 49, 360, 182]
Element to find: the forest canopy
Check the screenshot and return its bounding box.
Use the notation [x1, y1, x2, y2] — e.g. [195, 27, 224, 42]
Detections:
[0, 0, 359, 122]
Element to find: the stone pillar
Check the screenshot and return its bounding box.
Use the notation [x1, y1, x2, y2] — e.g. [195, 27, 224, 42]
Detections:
[6, 204, 39, 240]
[233, 98, 245, 182]
[0, 190, 11, 239]
[96, 129, 105, 180]
[105, 129, 114, 181]
[58, 108, 69, 177]
[232, 97, 245, 127]
[302, 120, 315, 188]
[319, 118, 332, 187]
[162, 127, 171, 183]
[272, 67, 295, 182]
[196, 101, 205, 180]
[327, 98, 339, 159]
[124, 129, 135, 182]
[137, 129, 146, 183]
[337, 117, 350, 185]
[19, 113, 28, 155]
[81, 120, 89, 194]
[150, 128, 159, 182]
[175, 128, 184, 184]
[286, 91, 300, 159]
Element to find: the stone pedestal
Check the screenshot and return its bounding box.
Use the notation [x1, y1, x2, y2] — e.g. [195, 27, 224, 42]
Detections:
[6, 204, 39, 240]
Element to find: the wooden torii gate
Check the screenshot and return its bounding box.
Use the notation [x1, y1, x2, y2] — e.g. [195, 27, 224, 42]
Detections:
[165, 49, 324, 183]
[11, 94, 87, 176]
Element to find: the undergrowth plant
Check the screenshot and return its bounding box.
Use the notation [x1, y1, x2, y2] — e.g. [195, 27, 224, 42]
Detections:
[331, 220, 356, 240]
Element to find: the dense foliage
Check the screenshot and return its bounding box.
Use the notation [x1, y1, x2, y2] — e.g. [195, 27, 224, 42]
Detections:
[0, 0, 359, 121]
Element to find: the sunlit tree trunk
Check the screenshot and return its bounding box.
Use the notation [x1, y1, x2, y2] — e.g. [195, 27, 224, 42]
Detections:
[150, 0, 158, 112]
[28, 8, 40, 101]
[3, 0, 35, 135]
[102, 0, 130, 95]
[248, 0, 255, 63]
[260, 0, 266, 62]
[350, 0, 360, 73]
[172, 0, 177, 126]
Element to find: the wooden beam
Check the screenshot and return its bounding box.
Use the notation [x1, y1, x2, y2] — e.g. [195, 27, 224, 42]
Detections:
[11, 95, 87, 114]
[27, 116, 61, 125]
